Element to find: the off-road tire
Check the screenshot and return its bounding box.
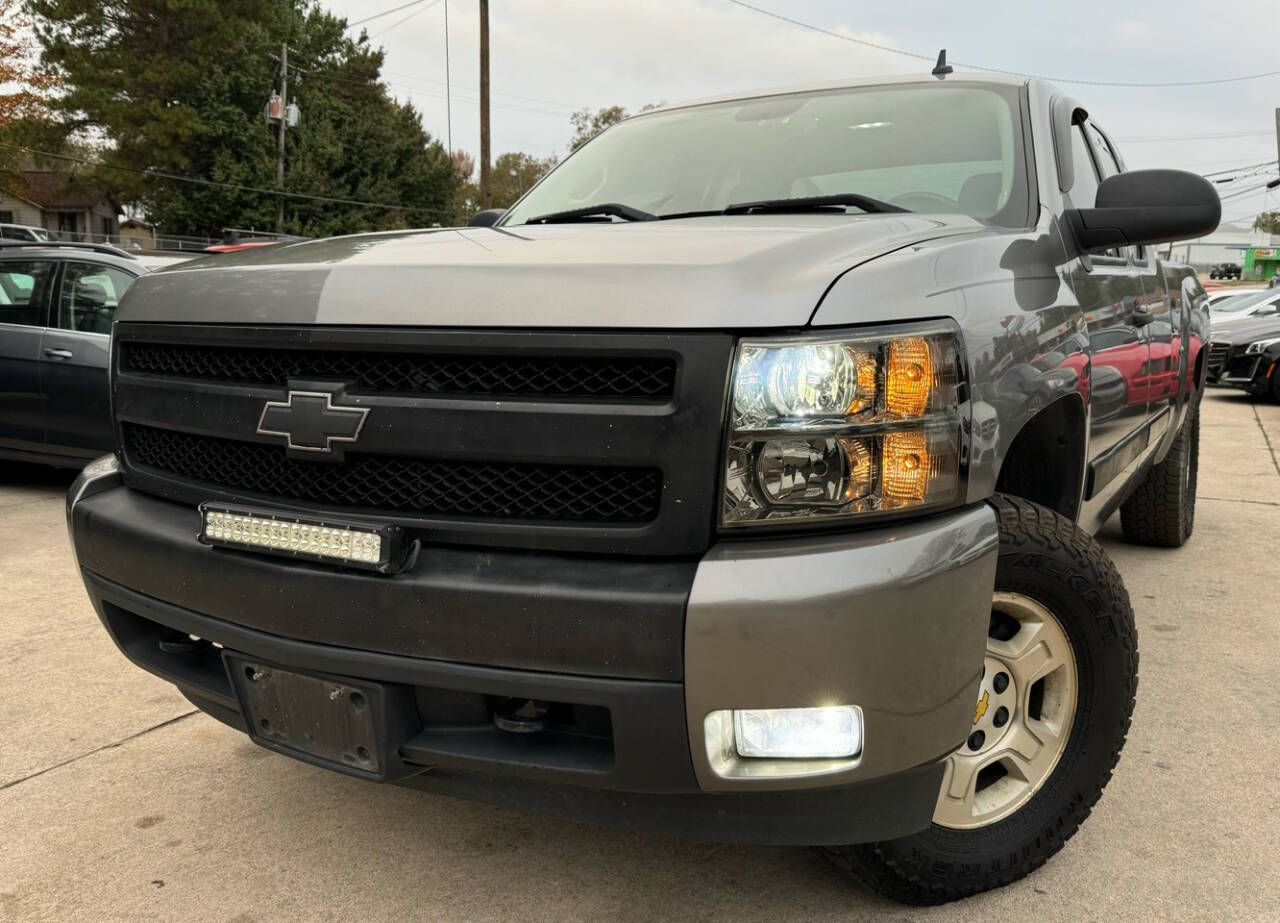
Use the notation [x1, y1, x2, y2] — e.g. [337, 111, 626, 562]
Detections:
[819, 496, 1138, 906]
[1119, 394, 1200, 547]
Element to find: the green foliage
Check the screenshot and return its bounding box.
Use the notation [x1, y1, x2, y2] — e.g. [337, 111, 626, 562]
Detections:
[1254, 211, 1280, 236]
[489, 151, 557, 209]
[26, 0, 457, 236]
[567, 103, 661, 153]
[568, 105, 629, 153]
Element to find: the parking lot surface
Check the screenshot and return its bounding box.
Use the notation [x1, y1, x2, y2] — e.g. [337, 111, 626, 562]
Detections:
[2, 389, 1279, 922]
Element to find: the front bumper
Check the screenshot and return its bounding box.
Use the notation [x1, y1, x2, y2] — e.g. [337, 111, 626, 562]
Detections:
[68, 460, 997, 845]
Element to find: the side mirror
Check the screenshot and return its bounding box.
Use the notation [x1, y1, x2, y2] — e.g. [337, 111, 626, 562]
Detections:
[467, 208, 506, 228]
[1067, 169, 1220, 252]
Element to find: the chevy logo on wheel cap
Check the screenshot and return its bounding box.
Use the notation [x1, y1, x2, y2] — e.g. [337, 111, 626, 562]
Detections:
[257, 389, 369, 456]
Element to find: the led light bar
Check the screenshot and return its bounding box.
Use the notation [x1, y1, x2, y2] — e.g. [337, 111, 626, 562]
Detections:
[198, 503, 406, 574]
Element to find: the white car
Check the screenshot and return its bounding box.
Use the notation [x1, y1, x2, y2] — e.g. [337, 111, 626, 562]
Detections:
[0, 223, 52, 242]
[1207, 288, 1280, 318]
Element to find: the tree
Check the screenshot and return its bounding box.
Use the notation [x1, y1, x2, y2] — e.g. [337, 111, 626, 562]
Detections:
[567, 103, 661, 152]
[568, 105, 628, 153]
[490, 151, 556, 208]
[1254, 212, 1280, 236]
[450, 149, 555, 221]
[26, 0, 457, 236]
[0, 0, 54, 127]
[0, 0, 59, 179]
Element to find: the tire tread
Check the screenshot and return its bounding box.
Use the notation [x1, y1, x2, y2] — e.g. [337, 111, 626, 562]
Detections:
[819, 495, 1138, 906]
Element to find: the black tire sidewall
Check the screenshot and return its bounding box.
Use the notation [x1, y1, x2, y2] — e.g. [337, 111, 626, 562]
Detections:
[862, 504, 1136, 886]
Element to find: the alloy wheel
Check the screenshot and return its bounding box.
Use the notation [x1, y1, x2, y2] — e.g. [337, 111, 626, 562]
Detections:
[933, 592, 1079, 829]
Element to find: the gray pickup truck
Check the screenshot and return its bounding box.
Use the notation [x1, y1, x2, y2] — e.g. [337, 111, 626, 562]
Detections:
[67, 73, 1217, 905]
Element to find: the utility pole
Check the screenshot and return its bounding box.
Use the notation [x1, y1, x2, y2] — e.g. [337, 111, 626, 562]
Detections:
[276, 42, 288, 232]
[479, 0, 491, 209]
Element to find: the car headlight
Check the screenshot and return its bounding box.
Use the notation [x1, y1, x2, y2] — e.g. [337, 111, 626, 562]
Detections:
[722, 323, 964, 526]
[1245, 337, 1280, 355]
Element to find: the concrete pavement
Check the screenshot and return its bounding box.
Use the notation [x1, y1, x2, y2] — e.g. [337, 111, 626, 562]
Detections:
[2, 390, 1278, 921]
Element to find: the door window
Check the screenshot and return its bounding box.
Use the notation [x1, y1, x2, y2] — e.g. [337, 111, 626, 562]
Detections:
[58, 262, 136, 334]
[1069, 125, 1125, 261]
[0, 261, 54, 326]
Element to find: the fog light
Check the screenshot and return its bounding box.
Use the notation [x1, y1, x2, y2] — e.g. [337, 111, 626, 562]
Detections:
[732, 706, 862, 759]
[198, 503, 406, 574]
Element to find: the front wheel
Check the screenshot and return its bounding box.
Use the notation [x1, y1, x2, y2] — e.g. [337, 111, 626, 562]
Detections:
[820, 496, 1137, 905]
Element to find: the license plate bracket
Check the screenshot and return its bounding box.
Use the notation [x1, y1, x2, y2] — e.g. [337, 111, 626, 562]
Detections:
[225, 654, 419, 781]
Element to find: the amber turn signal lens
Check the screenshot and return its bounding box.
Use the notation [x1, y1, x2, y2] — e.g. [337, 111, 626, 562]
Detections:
[881, 429, 929, 508]
[886, 337, 933, 417]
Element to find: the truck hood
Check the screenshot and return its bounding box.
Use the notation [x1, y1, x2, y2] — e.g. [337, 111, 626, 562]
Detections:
[119, 215, 986, 329]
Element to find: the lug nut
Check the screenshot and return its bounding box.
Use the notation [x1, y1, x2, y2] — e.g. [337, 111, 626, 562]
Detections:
[967, 730, 985, 751]
[993, 672, 1010, 693]
[993, 706, 1009, 728]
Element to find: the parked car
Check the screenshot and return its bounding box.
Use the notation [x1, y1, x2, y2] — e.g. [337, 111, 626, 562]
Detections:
[0, 222, 53, 242]
[1208, 262, 1241, 279]
[67, 73, 1218, 906]
[0, 241, 149, 467]
[1208, 288, 1280, 318]
[1205, 287, 1263, 307]
[1269, 269, 1280, 288]
[1206, 312, 1280, 400]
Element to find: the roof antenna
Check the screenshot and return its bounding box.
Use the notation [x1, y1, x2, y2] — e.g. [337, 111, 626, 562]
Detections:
[932, 49, 953, 78]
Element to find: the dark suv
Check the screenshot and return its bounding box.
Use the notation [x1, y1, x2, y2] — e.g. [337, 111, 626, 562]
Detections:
[1208, 262, 1241, 279]
[0, 241, 146, 467]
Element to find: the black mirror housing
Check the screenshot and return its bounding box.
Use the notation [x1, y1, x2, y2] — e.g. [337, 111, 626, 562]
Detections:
[467, 208, 507, 228]
[1068, 169, 1221, 252]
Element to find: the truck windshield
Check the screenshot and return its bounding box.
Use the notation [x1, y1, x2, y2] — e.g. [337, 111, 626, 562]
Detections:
[504, 82, 1030, 228]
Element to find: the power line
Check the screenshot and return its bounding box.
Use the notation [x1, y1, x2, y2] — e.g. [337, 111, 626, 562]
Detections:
[346, 0, 434, 30]
[443, 0, 452, 154]
[725, 0, 1280, 88]
[1202, 159, 1278, 177]
[0, 143, 452, 217]
[370, 0, 442, 39]
[1115, 130, 1274, 144]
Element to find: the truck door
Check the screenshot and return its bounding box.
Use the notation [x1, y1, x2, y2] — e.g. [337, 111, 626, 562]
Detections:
[39, 260, 134, 459]
[1064, 122, 1150, 476]
[0, 258, 56, 458]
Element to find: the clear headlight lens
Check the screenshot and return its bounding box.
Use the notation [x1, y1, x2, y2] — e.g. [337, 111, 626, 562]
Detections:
[1245, 337, 1280, 355]
[722, 325, 964, 526]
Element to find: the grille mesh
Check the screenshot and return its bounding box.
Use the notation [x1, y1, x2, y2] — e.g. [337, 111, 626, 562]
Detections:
[1207, 341, 1231, 371]
[120, 342, 677, 400]
[123, 424, 662, 523]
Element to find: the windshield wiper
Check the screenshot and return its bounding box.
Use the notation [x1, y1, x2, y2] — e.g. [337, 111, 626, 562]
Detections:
[722, 194, 909, 216]
[524, 203, 657, 224]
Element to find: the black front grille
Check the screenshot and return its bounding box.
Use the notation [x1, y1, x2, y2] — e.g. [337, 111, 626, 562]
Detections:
[120, 342, 677, 400]
[1207, 341, 1231, 372]
[123, 424, 662, 524]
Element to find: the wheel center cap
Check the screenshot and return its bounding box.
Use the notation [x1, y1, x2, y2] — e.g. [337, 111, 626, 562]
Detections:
[968, 655, 1017, 754]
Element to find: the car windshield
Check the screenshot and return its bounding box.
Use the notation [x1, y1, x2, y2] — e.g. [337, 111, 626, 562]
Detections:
[1210, 290, 1278, 314]
[503, 82, 1030, 228]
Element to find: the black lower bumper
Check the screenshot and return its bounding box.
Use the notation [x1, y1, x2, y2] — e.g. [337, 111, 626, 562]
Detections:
[84, 571, 942, 845]
[68, 466, 975, 846]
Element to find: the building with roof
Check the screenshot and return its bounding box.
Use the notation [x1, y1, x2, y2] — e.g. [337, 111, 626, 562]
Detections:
[0, 169, 121, 240]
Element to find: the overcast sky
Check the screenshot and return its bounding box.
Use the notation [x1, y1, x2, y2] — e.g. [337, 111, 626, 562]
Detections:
[327, 0, 1280, 226]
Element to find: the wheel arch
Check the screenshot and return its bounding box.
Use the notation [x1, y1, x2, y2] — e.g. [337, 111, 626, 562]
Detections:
[992, 394, 1087, 522]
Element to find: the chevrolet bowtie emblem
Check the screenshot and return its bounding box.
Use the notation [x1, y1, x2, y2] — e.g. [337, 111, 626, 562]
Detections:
[972, 689, 990, 726]
[257, 390, 369, 455]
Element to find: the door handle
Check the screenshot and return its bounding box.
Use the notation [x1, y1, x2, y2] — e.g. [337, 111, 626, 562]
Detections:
[43, 348, 74, 359]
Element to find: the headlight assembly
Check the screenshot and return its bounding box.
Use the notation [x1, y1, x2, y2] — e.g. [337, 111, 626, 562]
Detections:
[1245, 337, 1280, 355]
[722, 324, 964, 527]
